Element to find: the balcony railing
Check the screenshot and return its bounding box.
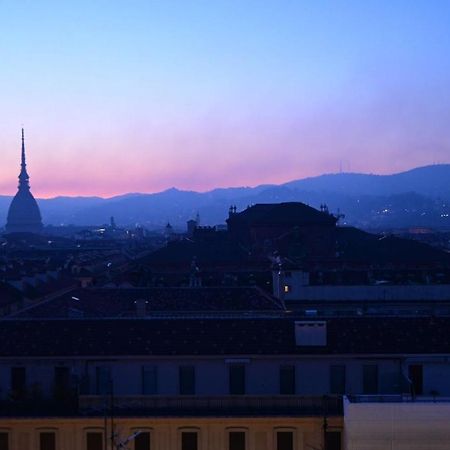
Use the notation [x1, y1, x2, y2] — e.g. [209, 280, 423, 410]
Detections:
[79, 395, 343, 417]
[0, 394, 342, 417]
[347, 394, 450, 404]
[0, 396, 79, 417]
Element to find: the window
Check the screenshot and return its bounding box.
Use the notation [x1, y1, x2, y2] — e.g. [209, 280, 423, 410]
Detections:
[54, 367, 70, 398]
[86, 432, 103, 450]
[325, 432, 341, 450]
[181, 432, 197, 450]
[135, 431, 151, 450]
[96, 367, 111, 395]
[330, 365, 346, 394]
[39, 432, 56, 450]
[179, 366, 195, 395]
[11, 367, 26, 398]
[280, 365, 295, 395]
[229, 432, 245, 450]
[277, 432, 293, 450]
[0, 432, 9, 450]
[284, 285, 291, 293]
[362, 365, 378, 394]
[229, 365, 245, 395]
[409, 364, 423, 396]
[142, 367, 157, 395]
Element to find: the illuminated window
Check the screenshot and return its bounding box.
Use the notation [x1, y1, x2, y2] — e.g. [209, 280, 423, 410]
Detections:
[283, 285, 291, 293]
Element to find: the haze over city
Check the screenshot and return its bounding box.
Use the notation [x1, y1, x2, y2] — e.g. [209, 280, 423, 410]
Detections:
[1, 0, 450, 197]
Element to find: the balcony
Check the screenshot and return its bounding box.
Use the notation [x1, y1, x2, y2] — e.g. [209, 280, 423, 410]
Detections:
[347, 394, 450, 404]
[79, 395, 343, 417]
[0, 396, 79, 417]
[0, 393, 342, 418]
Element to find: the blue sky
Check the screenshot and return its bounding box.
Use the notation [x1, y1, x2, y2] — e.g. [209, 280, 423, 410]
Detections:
[0, 0, 449, 196]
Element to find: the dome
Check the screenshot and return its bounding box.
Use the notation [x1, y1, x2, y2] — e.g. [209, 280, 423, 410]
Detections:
[4, 129, 43, 234]
[6, 189, 43, 234]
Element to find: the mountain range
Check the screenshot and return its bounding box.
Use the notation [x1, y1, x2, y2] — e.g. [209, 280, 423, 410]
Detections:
[1, 165, 450, 230]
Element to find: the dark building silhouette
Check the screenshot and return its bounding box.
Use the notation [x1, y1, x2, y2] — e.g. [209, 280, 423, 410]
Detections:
[5, 129, 43, 234]
[227, 202, 337, 259]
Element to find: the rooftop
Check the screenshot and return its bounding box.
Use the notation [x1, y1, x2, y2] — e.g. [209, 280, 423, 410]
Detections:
[141, 236, 253, 267]
[0, 282, 23, 307]
[2, 316, 450, 357]
[336, 227, 450, 265]
[11, 286, 285, 318]
[228, 203, 337, 226]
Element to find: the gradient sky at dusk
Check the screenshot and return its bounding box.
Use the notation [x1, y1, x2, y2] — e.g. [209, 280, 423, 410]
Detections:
[1, 0, 450, 197]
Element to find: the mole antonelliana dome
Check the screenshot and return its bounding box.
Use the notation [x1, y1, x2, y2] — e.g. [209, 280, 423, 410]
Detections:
[5, 129, 43, 234]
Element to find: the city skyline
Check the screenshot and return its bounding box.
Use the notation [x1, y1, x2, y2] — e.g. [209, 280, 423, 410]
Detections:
[1, 1, 450, 197]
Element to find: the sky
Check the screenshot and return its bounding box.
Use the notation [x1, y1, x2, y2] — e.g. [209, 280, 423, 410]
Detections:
[0, 0, 450, 198]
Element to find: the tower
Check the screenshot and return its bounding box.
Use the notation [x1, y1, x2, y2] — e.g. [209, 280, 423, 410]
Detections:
[5, 129, 43, 234]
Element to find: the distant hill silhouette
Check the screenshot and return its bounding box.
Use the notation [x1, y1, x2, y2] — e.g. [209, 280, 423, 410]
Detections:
[1, 164, 450, 230]
[285, 165, 450, 198]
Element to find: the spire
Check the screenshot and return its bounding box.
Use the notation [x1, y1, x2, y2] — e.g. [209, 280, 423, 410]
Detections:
[18, 128, 30, 190]
[21, 128, 25, 168]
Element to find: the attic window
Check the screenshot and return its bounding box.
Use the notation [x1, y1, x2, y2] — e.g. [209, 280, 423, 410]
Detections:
[295, 321, 327, 346]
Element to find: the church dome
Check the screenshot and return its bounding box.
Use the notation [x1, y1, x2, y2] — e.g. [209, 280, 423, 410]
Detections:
[6, 189, 43, 234]
[5, 129, 43, 234]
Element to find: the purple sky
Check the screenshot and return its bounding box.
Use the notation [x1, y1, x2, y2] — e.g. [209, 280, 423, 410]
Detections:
[1, 1, 449, 198]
